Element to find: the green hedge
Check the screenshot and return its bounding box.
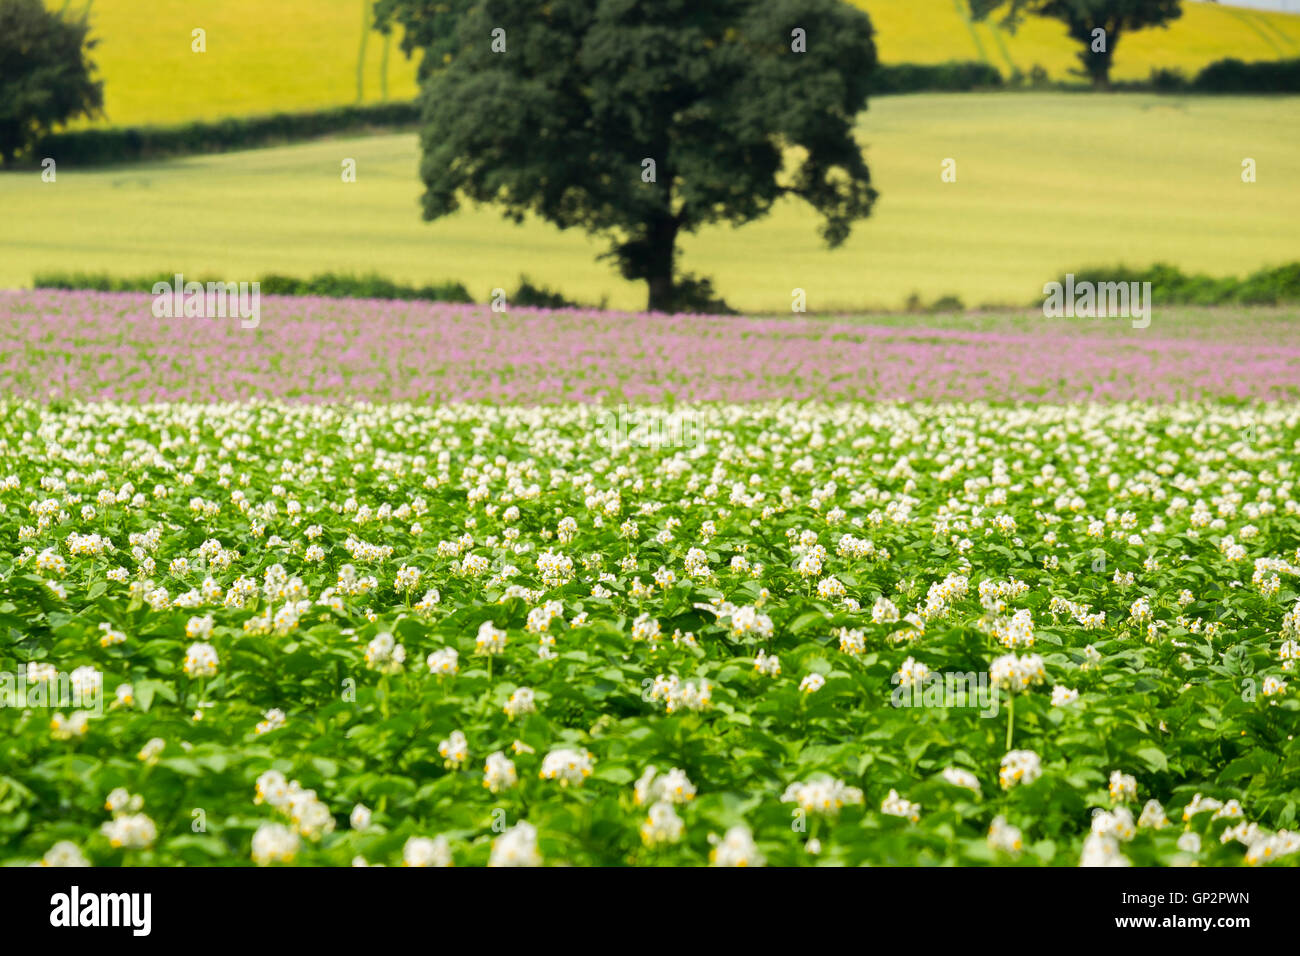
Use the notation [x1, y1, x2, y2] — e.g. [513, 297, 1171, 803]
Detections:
[37, 263, 1300, 312]
[1126, 58, 1300, 93]
[22, 101, 421, 167]
[33, 270, 473, 304]
[18, 63, 1011, 169]
[1193, 57, 1300, 93]
[872, 61, 1004, 94]
[1052, 263, 1300, 307]
[873, 56, 1300, 95]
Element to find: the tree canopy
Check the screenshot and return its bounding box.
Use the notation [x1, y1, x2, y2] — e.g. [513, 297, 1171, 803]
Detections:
[377, 0, 879, 312]
[0, 0, 103, 163]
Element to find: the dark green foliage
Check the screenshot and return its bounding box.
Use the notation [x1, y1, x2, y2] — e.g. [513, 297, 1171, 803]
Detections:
[380, 0, 879, 312]
[928, 294, 966, 314]
[661, 273, 737, 315]
[373, 0, 480, 81]
[508, 276, 594, 310]
[0, 0, 104, 162]
[24, 101, 421, 167]
[871, 61, 1004, 94]
[1147, 66, 1189, 92]
[1193, 57, 1300, 93]
[33, 271, 473, 304]
[1051, 263, 1300, 307]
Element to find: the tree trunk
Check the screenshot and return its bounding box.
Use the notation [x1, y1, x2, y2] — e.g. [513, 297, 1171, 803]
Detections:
[1088, 43, 1115, 90]
[648, 274, 675, 313]
[1074, 21, 1118, 91]
[644, 214, 679, 313]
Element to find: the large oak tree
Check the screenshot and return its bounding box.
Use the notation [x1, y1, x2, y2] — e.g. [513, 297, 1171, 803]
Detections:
[377, 0, 878, 312]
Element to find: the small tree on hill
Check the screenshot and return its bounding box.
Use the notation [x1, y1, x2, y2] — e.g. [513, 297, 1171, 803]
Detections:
[971, 0, 1182, 89]
[0, 0, 104, 163]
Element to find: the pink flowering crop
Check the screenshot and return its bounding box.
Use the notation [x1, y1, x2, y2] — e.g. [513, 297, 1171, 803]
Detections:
[1, 290, 1296, 404]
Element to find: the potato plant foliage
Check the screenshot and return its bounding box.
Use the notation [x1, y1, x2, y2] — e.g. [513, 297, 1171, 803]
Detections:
[2, 400, 1298, 867]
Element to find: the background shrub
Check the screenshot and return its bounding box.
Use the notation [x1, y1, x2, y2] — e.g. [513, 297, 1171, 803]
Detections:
[1193, 57, 1300, 93]
[34, 270, 472, 304]
[22, 101, 420, 166]
[871, 61, 1004, 95]
[1053, 262, 1300, 307]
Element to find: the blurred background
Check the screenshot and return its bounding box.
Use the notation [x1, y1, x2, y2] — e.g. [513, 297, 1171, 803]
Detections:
[1, 0, 1298, 313]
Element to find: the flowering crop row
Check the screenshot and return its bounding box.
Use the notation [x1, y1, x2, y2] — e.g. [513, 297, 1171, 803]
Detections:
[2, 399, 1298, 866]
[4, 290, 1299, 404]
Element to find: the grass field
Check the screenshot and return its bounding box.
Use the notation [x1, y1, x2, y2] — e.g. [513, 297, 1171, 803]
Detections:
[6, 93, 1299, 312]
[51, 1, 1300, 127]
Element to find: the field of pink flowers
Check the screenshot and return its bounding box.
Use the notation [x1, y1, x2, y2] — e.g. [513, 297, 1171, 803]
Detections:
[2, 290, 1297, 404]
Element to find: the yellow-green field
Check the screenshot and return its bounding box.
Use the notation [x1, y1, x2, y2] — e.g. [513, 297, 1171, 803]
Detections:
[55, 0, 420, 126]
[53, 1, 1300, 127]
[6, 93, 1298, 312]
[860, 0, 1300, 81]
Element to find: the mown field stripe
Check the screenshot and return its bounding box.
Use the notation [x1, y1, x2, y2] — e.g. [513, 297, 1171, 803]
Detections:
[951, 0, 992, 66]
[1250, 10, 1300, 53]
[356, 0, 371, 103]
[985, 19, 1019, 76]
[1227, 8, 1287, 56]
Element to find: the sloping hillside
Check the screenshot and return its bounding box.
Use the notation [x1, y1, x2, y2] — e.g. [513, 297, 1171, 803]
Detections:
[51, 0, 1300, 128]
[855, 0, 1300, 80]
[53, 0, 421, 125]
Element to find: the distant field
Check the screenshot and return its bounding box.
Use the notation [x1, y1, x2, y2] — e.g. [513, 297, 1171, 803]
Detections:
[858, 0, 1300, 80]
[6, 93, 1299, 312]
[5, 290, 1298, 403]
[53, 0, 421, 126]
[51, 1, 1300, 127]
